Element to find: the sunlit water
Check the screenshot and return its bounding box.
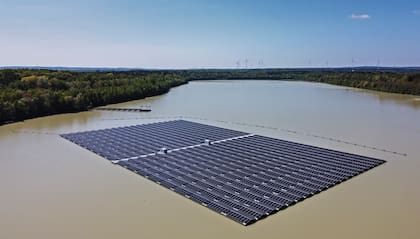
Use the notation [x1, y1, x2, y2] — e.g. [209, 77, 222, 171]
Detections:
[1, 80, 419, 239]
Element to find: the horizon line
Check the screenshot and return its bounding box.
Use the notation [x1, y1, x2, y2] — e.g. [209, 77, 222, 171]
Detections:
[2, 65, 420, 71]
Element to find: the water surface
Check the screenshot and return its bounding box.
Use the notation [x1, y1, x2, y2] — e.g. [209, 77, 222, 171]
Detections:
[1, 80, 419, 239]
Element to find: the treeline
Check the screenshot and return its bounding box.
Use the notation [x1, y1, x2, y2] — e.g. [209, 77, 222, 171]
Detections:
[0, 69, 187, 124]
[1, 68, 419, 124]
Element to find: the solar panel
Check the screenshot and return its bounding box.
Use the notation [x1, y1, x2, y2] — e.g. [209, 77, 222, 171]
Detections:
[61, 120, 385, 225]
[60, 120, 248, 161]
[96, 107, 151, 112]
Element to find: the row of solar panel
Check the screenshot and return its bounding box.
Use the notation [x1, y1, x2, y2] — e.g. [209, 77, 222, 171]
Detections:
[63, 120, 246, 140]
[177, 145, 350, 187]
[63, 136, 243, 160]
[96, 107, 151, 112]
[227, 135, 383, 169]
[213, 137, 371, 175]
[169, 144, 370, 192]
[65, 126, 241, 143]
[248, 135, 381, 164]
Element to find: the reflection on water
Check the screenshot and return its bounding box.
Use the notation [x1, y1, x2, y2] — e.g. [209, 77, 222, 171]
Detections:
[1, 80, 420, 239]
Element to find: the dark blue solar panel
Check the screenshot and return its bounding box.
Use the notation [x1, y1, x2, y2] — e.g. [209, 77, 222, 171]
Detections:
[60, 120, 248, 161]
[117, 135, 384, 225]
[61, 120, 385, 225]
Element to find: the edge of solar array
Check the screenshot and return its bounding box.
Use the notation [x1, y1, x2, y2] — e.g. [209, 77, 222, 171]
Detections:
[59, 119, 183, 137]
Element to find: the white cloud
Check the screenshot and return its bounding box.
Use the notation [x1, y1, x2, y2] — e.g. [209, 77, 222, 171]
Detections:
[350, 14, 371, 19]
[413, 10, 420, 15]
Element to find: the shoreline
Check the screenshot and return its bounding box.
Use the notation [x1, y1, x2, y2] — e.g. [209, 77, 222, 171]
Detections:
[3, 78, 420, 126]
[0, 80, 188, 126]
[0, 78, 420, 127]
[1, 68, 419, 125]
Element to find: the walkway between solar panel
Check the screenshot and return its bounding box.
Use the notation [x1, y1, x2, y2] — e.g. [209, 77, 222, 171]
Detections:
[112, 133, 255, 163]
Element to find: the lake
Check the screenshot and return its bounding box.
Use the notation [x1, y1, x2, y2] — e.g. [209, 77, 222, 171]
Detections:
[1, 80, 419, 239]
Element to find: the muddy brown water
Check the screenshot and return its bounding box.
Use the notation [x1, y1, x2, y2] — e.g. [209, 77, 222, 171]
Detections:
[1, 80, 419, 239]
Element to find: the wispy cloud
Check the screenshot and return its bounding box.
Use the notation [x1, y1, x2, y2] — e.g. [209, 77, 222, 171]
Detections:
[413, 10, 420, 15]
[350, 14, 371, 20]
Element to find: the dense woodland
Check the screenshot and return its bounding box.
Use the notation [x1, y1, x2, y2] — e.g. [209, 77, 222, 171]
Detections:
[0, 69, 187, 124]
[1, 68, 419, 124]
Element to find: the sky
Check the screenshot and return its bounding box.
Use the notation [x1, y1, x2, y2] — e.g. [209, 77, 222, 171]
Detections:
[1, 0, 420, 68]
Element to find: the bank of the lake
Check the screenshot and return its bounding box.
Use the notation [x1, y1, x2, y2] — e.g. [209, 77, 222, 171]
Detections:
[1, 69, 419, 124]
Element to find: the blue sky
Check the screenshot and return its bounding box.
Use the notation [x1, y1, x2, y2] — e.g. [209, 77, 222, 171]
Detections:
[1, 0, 419, 68]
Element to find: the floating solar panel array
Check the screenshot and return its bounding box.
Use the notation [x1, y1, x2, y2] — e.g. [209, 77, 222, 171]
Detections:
[61, 120, 385, 226]
[96, 107, 151, 112]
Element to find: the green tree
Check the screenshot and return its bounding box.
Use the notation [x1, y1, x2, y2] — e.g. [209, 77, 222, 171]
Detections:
[0, 69, 20, 85]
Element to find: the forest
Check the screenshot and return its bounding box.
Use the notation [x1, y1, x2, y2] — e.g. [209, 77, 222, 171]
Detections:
[1, 68, 419, 124]
[0, 69, 187, 124]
